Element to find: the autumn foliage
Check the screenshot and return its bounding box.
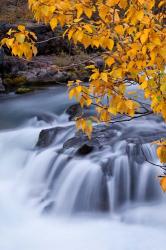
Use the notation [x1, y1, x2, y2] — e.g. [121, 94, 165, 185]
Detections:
[1, 0, 166, 189]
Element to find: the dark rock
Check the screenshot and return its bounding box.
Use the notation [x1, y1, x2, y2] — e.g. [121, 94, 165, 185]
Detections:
[63, 133, 101, 151]
[94, 58, 105, 72]
[31, 70, 70, 84]
[1, 55, 73, 87]
[76, 144, 94, 155]
[36, 127, 65, 148]
[3, 57, 27, 75]
[65, 103, 82, 121]
[0, 77, 5, 92]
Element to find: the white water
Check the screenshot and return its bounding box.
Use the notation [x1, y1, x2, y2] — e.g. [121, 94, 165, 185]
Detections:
[0, 88, 166, 250]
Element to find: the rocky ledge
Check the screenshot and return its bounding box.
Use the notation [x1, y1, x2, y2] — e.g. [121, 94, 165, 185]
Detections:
[36, 108, 166, 157]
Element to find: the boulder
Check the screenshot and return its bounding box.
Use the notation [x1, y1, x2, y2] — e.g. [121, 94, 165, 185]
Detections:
[36, 127, 66, 148]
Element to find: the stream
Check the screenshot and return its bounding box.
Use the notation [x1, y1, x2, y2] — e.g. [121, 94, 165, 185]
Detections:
[0, 87, 166, 250]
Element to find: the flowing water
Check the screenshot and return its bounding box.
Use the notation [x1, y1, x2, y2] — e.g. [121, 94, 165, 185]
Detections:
[0, 87, 166, 250]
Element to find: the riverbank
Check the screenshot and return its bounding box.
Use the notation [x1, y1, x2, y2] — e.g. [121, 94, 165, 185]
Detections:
[0, 21, 95, 93]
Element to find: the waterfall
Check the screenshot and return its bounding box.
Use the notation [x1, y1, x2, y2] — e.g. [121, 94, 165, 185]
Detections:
[0, 88, 166, 250]
[0, 115, 164, 215]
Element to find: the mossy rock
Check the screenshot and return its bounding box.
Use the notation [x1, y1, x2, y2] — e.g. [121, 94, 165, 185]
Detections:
[5, 76, 27, 86]
[15, 87, 33, 94]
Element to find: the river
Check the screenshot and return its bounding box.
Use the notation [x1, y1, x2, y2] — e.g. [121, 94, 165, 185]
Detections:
[0, 87, 166, 250]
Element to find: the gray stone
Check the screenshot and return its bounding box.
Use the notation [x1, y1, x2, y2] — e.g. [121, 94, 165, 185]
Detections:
[0, 77, 5, 92]
[36, 127, 66, 148]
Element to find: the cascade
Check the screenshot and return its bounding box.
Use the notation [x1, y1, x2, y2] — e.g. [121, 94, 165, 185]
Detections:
[0, 88, 166, 250]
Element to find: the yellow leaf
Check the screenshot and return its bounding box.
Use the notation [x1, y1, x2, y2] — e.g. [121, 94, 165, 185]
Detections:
[84, 7, 92, 18]
[108, 106, 117, 115]
[105, 57, 115, 66]
[6, 38, 14, 48]
[76, 30, 84, 42]
[7, 28, 14, 35]
[18, 25, 25, 32]
[30, 32, 37, 40]
[32, 45, 38, 56]
[50, 18, 58, 30]
[90, 71, 100, 80]
[115, 25, 124, 35]
[136, 10, 144, 21]
[68, 29, 75, 40]
[158, 0, 165, 8]
[140, 30, 149, 44]
[119, 0, 128, 9]
[86, 98, 92, 106]
[69, 88, 75, 99]
[107, 39, 114, 51]
[160, 177, 166, 192]
[101, 72, 108, 82]
[157, 146, 166, 163]
[125, 100, 134, 109]
[84, 24, 93, 33]
[76, 86, 82, 93]
[76, 4, 83, 18]
[93, 39, 100, 48]
[15, 33, 25, 43]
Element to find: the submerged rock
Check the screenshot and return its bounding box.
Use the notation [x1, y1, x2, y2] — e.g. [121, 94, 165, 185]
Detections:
[15, 87, 33, 94]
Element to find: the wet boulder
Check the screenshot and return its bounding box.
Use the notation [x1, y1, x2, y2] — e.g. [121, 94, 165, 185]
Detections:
[36, 127, 65, 148]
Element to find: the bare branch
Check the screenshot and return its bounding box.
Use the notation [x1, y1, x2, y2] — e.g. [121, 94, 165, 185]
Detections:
[141, 145, 166, 170]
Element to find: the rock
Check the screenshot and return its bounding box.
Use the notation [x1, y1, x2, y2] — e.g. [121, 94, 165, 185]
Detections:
[94, 58, 105, 72]
[15, 87, 33, 94]
[5, 76, 27, 86]
[28, 69, 70, 84]
[3, 57, 27, 75]
[63, 131, 101, 153]
[36, 127, 66, 148]
[2, 55, 73, 87]
[76, 144, 94, 155]
[0, 77, 5, 92]
[65, 103, 82, 121]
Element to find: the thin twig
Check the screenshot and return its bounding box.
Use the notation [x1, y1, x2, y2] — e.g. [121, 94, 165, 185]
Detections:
[36, 36, 63, 44]
[141, 145, 166, 170]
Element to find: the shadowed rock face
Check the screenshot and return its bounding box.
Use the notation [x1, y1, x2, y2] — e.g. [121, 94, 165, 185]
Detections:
[36, 127, 65, 148]
[76, 144, 94, 155]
